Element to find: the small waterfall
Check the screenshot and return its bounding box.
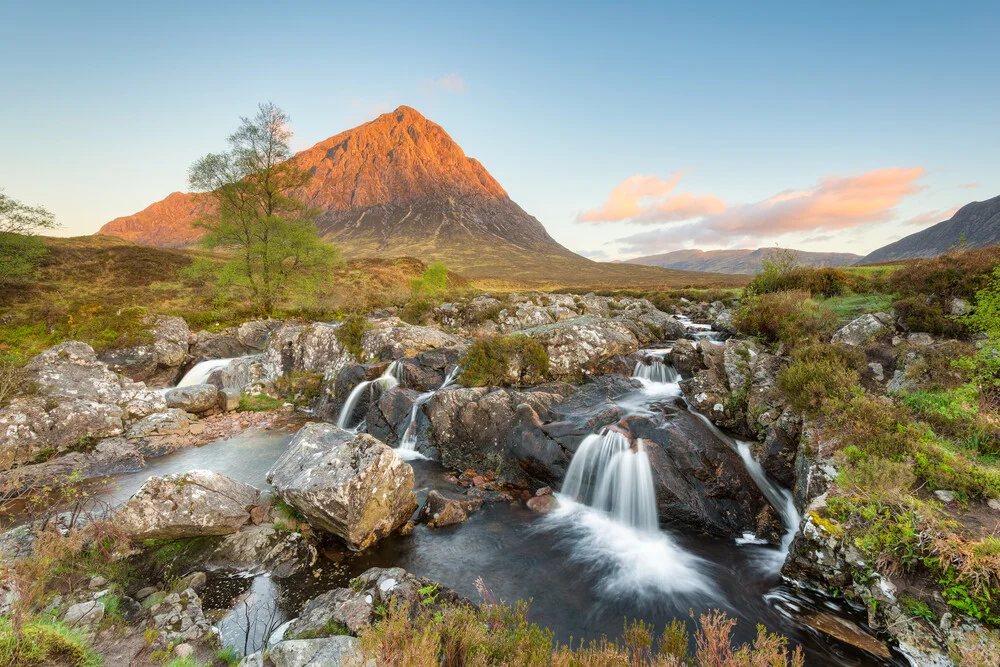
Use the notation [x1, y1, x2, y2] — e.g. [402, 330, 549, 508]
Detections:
[560, 429, 658, 532]
[397, 365, 460, 456]
[336, 360, 403, 430]
[176, 358, 235, 387]
[632, 358, 679, 384]
[736, 441, 800, 551]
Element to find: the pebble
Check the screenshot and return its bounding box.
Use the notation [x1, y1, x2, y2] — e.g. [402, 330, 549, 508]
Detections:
[535, 486, 552, 497]
[934, 490, 956, 504]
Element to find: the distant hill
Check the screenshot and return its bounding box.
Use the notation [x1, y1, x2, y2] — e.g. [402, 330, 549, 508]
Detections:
[861, 195, 1000, 264]
[95, 105, 743, 287]
[625, 248, 862, 274]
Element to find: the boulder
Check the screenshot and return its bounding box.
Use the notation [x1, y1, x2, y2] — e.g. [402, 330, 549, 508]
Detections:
[522, 316, 639, 380]
[669, 339, 704, 376]
[210, 524, 317, 578]
[148, 588, 211, 641]
[418, 490, 482, 528]
[831, 313, 894, 346]
[266, 424, 416, 550]
[360, 318, 465, 360]
[64, 600, 104, 627]
[261, 637, 371, 667]
[263, 322, 355, 385]
[99, 315, 191, 386]
[164, 384, 219, 414]
[115, 470, 260, 539]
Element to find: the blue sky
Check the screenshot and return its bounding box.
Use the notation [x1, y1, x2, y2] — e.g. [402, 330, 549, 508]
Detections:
[2, 0, 997, 258]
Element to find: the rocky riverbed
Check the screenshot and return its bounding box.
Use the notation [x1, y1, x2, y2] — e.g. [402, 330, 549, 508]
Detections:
[2, 291, 987, 666]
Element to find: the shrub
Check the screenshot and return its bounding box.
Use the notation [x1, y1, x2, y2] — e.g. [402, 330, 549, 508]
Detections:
[410, 262, 449, 297]
[0, 616, 102, 667]
[400, 298, 437, 325]
[829, 395, 914, 459]
[0, 359, 25, 407]
[778, 344, 864, 414]
[732, 290, 837, 348]
[0, 232, 48, 289]
[336, 314, 372, 359]
[459, 335, 549, 387]
[889, 246, 1000, 301]
[272, 371, 322, 405]
[892, 296, 964, 337]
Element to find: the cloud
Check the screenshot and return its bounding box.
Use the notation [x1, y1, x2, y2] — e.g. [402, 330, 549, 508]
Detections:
[902, 207, 958, 226]
[429, 73, 466, 93]
[959, 183, 979, 189]
[576, 248, 611, 260]
[613, 167, 928, 255]
[577, 172, 725, 224]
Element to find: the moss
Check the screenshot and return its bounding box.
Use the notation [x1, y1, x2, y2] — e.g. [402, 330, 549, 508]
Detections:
[335, 314, 371, 360]
[809, 511, 844, 537]
[238, 392, 285, 412]
[458, 335, 549, 387]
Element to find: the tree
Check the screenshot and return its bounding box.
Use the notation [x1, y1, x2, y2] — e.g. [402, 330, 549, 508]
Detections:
[188, 102, 339, 315]
[0, 189, 58, 288]
[410, 262, 449, 296]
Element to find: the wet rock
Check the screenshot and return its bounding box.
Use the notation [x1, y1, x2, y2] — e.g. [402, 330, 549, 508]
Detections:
[266, 424, 416, 550]
[0, 436, 145, 497]
[713, 307, 736, 334]
[831, 313, 894, 346]
[669, 339, 704, 376]
[526, 494, 560, 514]
[620, 409, 773, 538]
[116, 470, 260, 539]
[418, 490, 482, 527]
[164, 383, 219, 414]
[263, 322, 355, 386]
[179, 571, 207, 592]
[800, 611, 891, 660]
[211, 524, 317, 577]
[364, 386, 423, 447]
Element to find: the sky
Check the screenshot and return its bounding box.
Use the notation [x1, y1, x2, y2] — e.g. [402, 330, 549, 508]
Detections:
[1, 0, 997, 260]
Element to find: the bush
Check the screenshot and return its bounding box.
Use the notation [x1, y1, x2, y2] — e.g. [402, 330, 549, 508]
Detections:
[829, 395, 914, 459]
[459, 336, 549, 387]
[732, 290, 837, 348]
[0, 232, 47, 289]
[777, 344, 864, 414]
[400, 298, 437, 325]
[889, 246, 1000, 301]
[410, 262, 449, 297]
[892, 296, 964, 337]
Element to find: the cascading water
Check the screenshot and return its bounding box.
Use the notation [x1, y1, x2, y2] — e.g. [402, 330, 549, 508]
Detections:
[736, 441, 800, 551]
[176, 358, 235, 387]
[632, 358, 679, 384]
[336, 360, 404, 430]
[396, 365, 460, 459]
[560, 429, 658, 532]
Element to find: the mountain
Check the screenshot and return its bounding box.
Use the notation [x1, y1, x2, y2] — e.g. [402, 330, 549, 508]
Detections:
[860, 195, 1000, 264]
[625, 248, 862, 274]
[96, 106, 585, 279]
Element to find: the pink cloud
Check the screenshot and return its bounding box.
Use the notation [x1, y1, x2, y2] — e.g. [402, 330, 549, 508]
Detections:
[577, 172, 726, 224]
[432, 73, 466, 92]
[902, 207, 958, 226]
[959, 183, 979, 189]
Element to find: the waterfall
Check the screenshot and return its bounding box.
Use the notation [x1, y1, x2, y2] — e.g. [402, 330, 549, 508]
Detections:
[336, 360, 403, 430]
[560, 429, 658, 532]
[736, 441, 800, 551]
[397, 366, 460, 457]
[682, 400, 801, 550]
[176, 358, 235, 387]
[632, 358, 679, 384]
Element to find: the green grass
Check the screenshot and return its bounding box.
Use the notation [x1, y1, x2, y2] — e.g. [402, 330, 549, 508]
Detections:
[819, 293, 894, 322]
[0, 616, 103, 667]
[237, 393, 286, 412]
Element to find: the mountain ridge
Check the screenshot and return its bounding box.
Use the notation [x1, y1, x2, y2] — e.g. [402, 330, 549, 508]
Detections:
[861, 195, 1000, 264]
[625, 248, 862, 274]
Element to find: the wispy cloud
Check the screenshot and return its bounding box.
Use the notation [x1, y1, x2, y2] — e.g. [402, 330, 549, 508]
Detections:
[959, 183, 979, 189]
[902, 207, 958, 226]
[576, 247, 611, 260]
[428, 73, 467, 93]
[613, 167, 928, 254]
[576, 172, 725, 224]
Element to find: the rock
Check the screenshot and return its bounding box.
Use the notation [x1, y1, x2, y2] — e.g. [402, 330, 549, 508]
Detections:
[179, 571, 207, 592]
[262, 322, 355, 386]
[164, 384, 219, 414]
[948, 297, 970, 317]
[712, 307, 736, 334]
[0, 341, 167, 471]
[219, 388, 241, 412]
[64, 600, 104, 626]
[526, 495, 559, 514]
[116, 470, 260, 539]
[988, 499, 1000, 511]
[88, 576, 107, 590]
[521, 316, 639, 380]
[867, 362, 885, 382]
[669, 339, 703, 375]
[210, 524, 317, 578]
[118, 596, 143, 624]
[266, 424, 416, 550]
[135, 586, 157, 600]
[126, 408, 191, 437]
[934, 489, 956, 504]
[800, 611, 892, 660]
[238, 319, 282, 351]
[535, 486, 552, 496]
[173, 643, 195, 659]
[0, 436, 145, 498]
[265, 636, 371, 667]
[831, 313, 894, 346]
[360, 318, 465, 360]
[148, 588, 210, 641]
[908, 332, 935, 346]
[418, 490, 482, 527]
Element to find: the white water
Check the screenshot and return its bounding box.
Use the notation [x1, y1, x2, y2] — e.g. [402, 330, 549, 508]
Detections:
[396, 365, 461, 460]
[619, 357, 682, 416]
[736, 441, 801, 551]
[336, 360, 404, 430]
[176, 358, 235, 387]
[560, 429, 659, 532]
[632, 358, 679, 384]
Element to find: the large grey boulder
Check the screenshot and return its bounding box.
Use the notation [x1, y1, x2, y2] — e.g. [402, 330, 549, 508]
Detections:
[831, 313, 894, 346]
[164, 384, 219, 414]
[266, 424, 416, 550]
[263, 322, 355, 385]
[99, 315, 191, 386]
[239, 636, 370, 667]
[115, 470, 260, 540]
[522, 316, 639, 380]
[360, 317, 465, 360]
